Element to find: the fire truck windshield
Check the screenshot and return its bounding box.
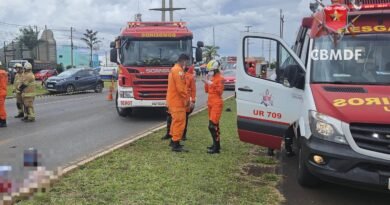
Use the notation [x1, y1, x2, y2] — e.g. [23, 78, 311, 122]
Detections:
[120, 39, 192, 67]
[311, 35, 390, 85]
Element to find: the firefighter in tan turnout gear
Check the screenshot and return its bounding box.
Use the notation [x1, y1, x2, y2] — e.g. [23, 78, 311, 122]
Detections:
[20, 63, 36, 122]
[13, 63, 25, 118]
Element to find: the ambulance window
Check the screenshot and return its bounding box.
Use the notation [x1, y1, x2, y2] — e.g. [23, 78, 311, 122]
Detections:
[243, 37, 278, 82]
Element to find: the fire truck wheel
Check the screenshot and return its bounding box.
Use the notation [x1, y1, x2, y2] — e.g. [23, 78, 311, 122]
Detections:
[116, 92, 132, 117]
[297, 144, 320, 188]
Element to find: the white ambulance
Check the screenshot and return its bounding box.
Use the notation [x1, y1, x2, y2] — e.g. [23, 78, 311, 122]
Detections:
[236, 0, 390, 191]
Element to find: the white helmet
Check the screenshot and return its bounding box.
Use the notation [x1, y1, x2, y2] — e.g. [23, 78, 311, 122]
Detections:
[14, 63, 23, 68]
[24, 62, 33, 70]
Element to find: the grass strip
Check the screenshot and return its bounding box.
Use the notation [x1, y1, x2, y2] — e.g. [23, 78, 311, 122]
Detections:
[21, 98, 284, 205]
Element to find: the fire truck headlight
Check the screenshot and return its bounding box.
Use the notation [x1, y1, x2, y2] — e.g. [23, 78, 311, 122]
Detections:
[309, 111, 347, 145]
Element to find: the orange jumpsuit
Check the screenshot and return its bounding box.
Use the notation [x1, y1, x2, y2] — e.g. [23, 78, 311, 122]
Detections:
[0, 70, 8, 120]
[185, 66, 196, 112]
[166, 64, 188, 142]
[205, 73, 224, 124]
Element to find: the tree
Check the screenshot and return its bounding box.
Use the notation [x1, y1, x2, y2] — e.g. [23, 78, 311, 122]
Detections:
[203, 45, 220, 62]
[18, 26, 40, 58]
[81, 29, 101, 67]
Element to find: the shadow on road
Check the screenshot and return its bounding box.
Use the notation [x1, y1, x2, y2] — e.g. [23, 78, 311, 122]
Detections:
[127, 108, 167, 121]
[280, 153, 390, 205]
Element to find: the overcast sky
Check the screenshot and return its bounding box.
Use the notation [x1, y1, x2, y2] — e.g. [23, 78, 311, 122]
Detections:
[0, 0, 319, 56]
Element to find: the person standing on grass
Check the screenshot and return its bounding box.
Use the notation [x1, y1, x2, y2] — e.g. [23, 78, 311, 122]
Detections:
[166, 54, 190, 152]
[0, 64, 8, 128]
[203, 60, 224, 154]
[162, 64, 196, 141]
[182, 65, 196, 141]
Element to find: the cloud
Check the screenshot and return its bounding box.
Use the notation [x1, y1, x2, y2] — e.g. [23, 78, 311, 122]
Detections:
[0, 0, 314, 56]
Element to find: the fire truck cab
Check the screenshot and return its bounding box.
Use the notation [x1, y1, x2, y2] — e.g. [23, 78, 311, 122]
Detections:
[110, 21, 203, 116]
[236, 0, 390, 191]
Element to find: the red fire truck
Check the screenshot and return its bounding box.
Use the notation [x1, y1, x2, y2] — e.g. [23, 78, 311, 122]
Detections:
[110, 22, 203, 116]
[237, 0, 390, 191]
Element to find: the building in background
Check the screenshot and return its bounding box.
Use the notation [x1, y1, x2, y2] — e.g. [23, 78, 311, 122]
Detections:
[57, 45, 99, 68]
[0, 28, 57, 68]
[37, 29, 57, 63]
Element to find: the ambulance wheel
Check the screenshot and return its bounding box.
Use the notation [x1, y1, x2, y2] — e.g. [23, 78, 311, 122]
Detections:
[116, 92, 132, 117]
[297, 142, 320, 188]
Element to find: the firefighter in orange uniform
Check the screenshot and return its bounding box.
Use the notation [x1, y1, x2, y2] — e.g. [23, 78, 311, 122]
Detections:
[0, 63, 8, 128]
[182, 65, 196, 141]
[166, 54, 190, 152]
[203, 60, 224, 154]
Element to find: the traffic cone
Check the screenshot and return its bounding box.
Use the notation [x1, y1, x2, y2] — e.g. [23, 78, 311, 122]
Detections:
[107, 86, 113, 101]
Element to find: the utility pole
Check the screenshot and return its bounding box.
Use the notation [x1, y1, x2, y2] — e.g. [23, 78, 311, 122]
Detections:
[162, 0, 166, 22]
[45, 25, 49, 61]
[105, 51, 108, 66]
[150, 0, 185, 22]
[213, 26, 215, 47]
[34, 25, 40, 60]
[70, 27, 74, 68]
[245, 26, 252, 58]
[280, 9, 285, 38]
[268, 40, 272, 69]
[3, 42, 7, 66]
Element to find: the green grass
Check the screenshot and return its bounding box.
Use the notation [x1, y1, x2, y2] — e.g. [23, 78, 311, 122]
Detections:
[21, 98, 283, 205]
[6, 81, 48, 97]
[103, 81, 116, 90]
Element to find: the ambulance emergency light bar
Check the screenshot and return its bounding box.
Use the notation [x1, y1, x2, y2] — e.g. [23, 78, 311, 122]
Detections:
[343, 0, 390, 10]
[128, 22, 187, 28]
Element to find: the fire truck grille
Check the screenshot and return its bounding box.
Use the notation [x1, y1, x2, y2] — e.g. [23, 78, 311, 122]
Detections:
[134, 81, 167, 85]
[136, 75, 168, 80]
[133, 74, 168, 100]
[350, 123, 390, 155]
[137, 91, 166, 99]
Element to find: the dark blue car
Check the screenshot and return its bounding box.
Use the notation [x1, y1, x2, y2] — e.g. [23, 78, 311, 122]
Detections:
[45, 68, 104, 94]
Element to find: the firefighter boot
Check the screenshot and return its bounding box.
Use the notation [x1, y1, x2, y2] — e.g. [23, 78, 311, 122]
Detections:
[169, 139, 183, 148]
[207, 121, 216, 150]
[208, 141, 220, 154]
[14, 103, 24, 118]
[0, 119, 7, 128]
[208, 122, 221, 154]
[171, 141, 188, 152]
[162, 114, 172, 140]
[21, 106, 28, 122]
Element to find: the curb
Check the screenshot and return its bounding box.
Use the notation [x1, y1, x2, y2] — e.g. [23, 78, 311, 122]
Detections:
[5, 90, 107, 100]
[0, 95, 234, 205]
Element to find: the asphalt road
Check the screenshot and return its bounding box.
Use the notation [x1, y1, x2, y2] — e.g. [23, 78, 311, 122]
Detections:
[0, 81, 234, 185]
[280, 151, 390, 205]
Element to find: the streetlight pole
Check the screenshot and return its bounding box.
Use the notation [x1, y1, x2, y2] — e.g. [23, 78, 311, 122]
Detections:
[245, 26, 252, 58]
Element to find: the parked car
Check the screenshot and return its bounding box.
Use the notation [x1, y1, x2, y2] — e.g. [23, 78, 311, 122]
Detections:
[99, 66, 118, 80]
[45, 68, 104, 94]
[35, 69, 58, 81]
[223, 69, 236, 90]
[7, 68, 16, 84]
